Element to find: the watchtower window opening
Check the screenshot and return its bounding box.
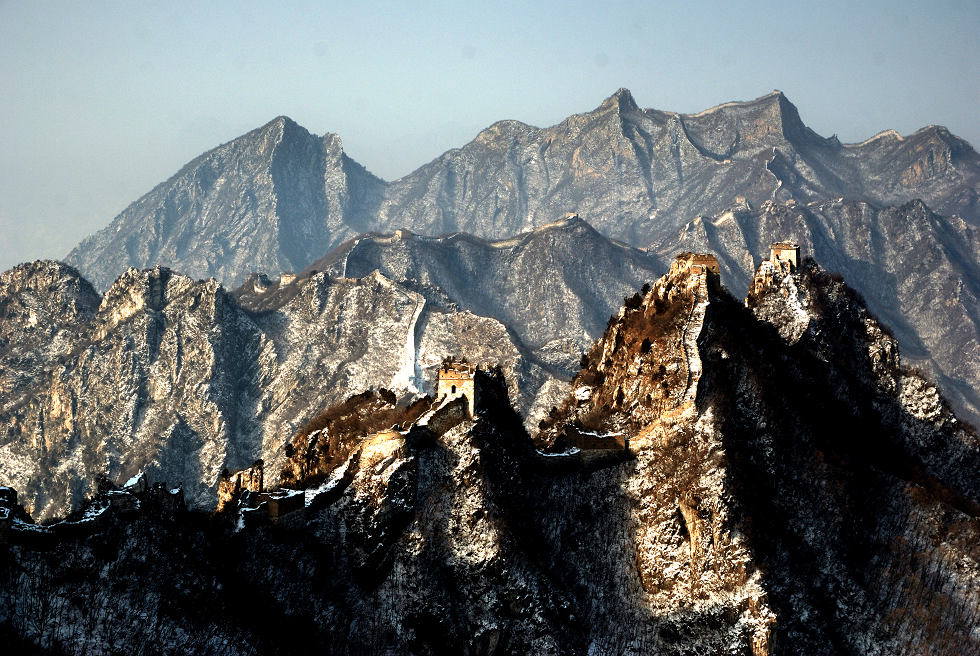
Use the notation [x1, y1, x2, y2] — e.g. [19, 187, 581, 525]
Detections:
[451, 385, 456, 394]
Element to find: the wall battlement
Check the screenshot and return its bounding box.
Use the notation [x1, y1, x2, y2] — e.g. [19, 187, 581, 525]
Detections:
[769, 241, 800, 269]
[672, 252, 720, 276]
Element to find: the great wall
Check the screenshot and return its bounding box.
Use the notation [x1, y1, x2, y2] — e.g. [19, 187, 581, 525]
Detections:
[652, 254, 715, 431]
[2, 246, 798, 543]
[637, 243, 796, 447]
[679, 265, 710, 409]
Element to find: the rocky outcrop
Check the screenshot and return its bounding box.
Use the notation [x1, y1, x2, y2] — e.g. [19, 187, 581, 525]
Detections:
[216, 461, 263, 513]
[0, 261, 100, 402]
[658, 198, 980, 425]
[60, 91, 980, 426]
[3, 236, 623, 519]
[0, 257, 977, 654]
[531, 254, 980, 653]
[65, 117, 385, 291]
[277, 389, 430, 490]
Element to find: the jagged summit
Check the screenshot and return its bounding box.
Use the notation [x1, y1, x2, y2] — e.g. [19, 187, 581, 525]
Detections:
[258, 114, 293, 133]
[66, 89, 980, 289]
[597, 86, 640, 113]
[681, 89, 786, 116]
[0, 259, 102, 325]
[303, 213, 662, 359]
[678, 87, 827, 150]
[471, 118, 537, 144]
[0, 259, 94, 290]
[65, 109, 385, 291]
[268, 114, 297, 128]
[57, 92, 980, 423]
[223, 114, 310, 151]
[2, 248, 979, 653]
[768, 90, 819, 143]
[533, 250, 979, 651]
[0, 259, 101, 373]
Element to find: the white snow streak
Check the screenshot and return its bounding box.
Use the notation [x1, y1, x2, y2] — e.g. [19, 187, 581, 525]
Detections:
[391, 295, 426, 395]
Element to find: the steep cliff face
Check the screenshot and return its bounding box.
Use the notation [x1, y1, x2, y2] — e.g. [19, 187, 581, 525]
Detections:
[1, 264, 263, 518]
[0, 256, 568, 520]
[1, 259, 977, 654]
[60, 91, 980, 425]
[531, 256, 980, 653]
[0, 261, 101, 404]
[714, 259, 980, 652]
[656, 198, 980, 425]
[65, 117, 385, 290]
[309, 214, 665, 373]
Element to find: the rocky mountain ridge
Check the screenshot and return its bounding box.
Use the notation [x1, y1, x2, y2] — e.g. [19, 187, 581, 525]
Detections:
[305, 213, 663, 362]
[1, 254, 976, 654]
[373, 89, 979, 244]
[658, 198, 980, 425]
[66, 116, 384, 291]
[1, 219, 665, 520]
[532, 253, 979, 652]
[66, 91, 980, 292]
[59, 89, 980, 425]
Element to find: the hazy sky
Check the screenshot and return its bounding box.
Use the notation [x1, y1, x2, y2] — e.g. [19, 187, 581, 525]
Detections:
[1, 0, 977, 272]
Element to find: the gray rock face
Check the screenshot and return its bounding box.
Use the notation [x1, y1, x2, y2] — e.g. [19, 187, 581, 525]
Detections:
[530, 259, 980, 653]
[308, 214, 664, 369]
[374, 89, 979, 242]
[61, 90, 980, 425]
[3, 261, 977, 655]
[2, 219, 663, 519]
[241, 216, 670, 432]
[0, 261, 101, 407]
[65, 117, 384, 291]
[0, 262, 477, 519]
[64, 90, 980, 288]
[655, 199, 980, 425]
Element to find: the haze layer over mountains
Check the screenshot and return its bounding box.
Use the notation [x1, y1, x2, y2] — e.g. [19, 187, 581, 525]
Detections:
[2, 89, 980, 654]
[61, 89, 980, 425]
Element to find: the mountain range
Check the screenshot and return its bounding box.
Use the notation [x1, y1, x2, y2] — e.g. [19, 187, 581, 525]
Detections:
[3, 86, 979, 655]
[1, 219, 664, 520]
[2, 255, 977, 654]
[62, 89, 980, 424]
[66, 89, 980, 290]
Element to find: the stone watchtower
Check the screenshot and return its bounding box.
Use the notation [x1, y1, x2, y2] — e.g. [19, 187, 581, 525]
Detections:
[769, 241, 800, 270]
[670, 252, 721, 276]
[436, 359, 477, 417]
[688, 253, 720, 275]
